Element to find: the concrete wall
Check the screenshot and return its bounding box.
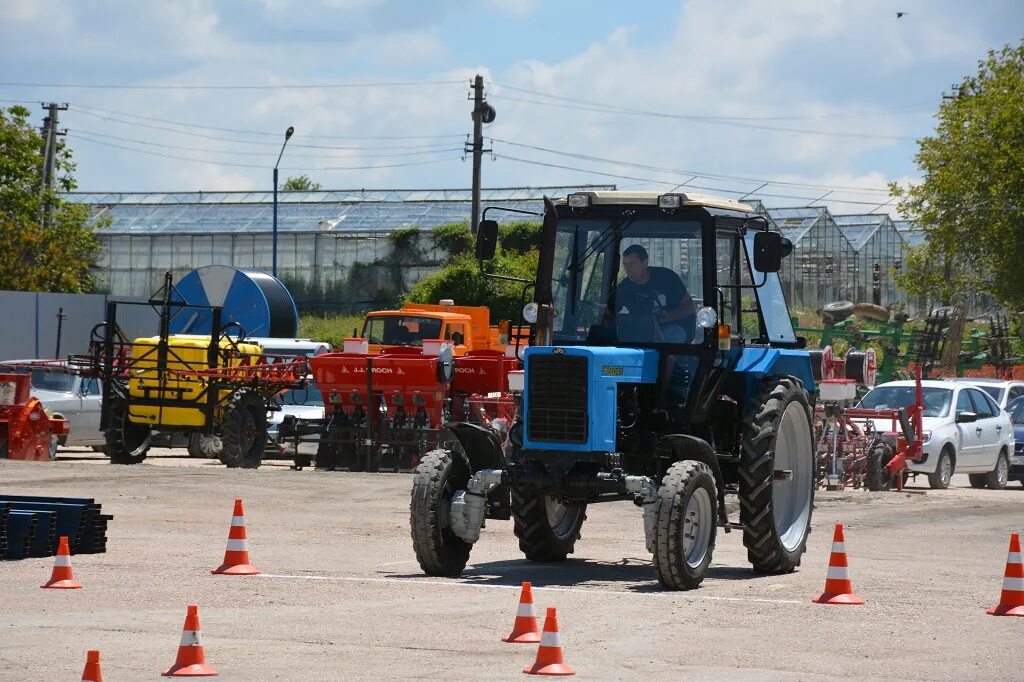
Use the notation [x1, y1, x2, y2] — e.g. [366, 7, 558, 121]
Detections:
[0, 291, 159, 361]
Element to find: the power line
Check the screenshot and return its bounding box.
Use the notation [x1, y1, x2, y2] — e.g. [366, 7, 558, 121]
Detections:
[489, 137, 892, 194]
[0, 79, 465, 91]
[71, 108, 462, 150]
[68, 132, 464, 172]
[493, 82, 933, 121]
[72, 103, 466, 141]
[73, 128, 463, 159]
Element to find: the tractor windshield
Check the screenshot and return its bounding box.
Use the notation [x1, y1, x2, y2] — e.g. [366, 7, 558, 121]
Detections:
[549, 215, 704, 346]
[363, 315, 444, 346]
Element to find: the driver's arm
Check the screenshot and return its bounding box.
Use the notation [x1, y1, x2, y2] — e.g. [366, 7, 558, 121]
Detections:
[657, 271, 695, 322]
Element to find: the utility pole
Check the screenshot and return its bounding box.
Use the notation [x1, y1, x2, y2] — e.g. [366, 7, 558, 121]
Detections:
[40, 103, 68, 192]
[40, 102, 68, 227]
[465, 75, 495, 234]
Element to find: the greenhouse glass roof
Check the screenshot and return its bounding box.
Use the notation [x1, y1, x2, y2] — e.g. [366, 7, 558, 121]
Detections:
[894, 219, 925, 247]
[64, 185, 615, 235]
[832, 214, 889, 251]
[764, 206, 830, 245]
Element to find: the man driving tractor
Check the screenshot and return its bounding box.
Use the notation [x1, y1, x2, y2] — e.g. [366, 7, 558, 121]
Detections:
[616, 244, 698, 344]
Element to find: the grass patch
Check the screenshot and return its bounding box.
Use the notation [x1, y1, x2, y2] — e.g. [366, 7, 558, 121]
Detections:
[298, 313, 366, 348]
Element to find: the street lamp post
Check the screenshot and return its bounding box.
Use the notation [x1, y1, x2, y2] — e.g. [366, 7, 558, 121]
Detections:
[272, 126, 295, 278]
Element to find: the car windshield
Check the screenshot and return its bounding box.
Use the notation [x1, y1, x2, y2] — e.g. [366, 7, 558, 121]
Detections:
[1009, 399, 1024, 424]
[858, 385, 953, 418]
[277, 384, 323, 407]
[363, 315, 444, 346]
[30, 369, 76, 392]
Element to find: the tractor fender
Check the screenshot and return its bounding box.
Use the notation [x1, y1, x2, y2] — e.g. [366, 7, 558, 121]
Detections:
[657, 434, 730, 529]
[442, 422, 507, 473]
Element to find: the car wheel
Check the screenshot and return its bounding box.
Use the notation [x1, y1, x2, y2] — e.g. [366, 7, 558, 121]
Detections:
[986, 449, 1009, 490]
[928, 448, 954, 489]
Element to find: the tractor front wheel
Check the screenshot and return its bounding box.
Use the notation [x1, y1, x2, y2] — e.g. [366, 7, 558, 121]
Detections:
[511, 485, 587, 563]
[219, 392, 267, 469]
[410, 448, 473, 577]
[652, 460, 717, 590]
[105, 398, 151, 465]
[739, 376, 815, 574]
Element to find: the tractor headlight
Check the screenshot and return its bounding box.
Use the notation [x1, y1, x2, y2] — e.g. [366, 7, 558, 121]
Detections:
[658, 193, 685, 210]
[522, 302, 539, 324]
[696, 306, 718, 329]
[567, 193, 591, 208]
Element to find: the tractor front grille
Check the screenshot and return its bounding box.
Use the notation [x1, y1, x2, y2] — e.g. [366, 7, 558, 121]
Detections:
[526, 355, 588, 443]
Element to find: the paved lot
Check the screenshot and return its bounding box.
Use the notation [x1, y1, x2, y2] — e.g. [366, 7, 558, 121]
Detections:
[2, 447, 1022, 680]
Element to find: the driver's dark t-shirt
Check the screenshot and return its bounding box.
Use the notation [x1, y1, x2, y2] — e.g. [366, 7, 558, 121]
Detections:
[615, 267, 687, 319]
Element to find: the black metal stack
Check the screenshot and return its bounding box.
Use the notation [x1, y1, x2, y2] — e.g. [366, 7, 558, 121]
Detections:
[0, 495, 111, 560]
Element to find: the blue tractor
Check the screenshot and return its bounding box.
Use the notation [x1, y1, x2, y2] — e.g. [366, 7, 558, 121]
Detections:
[409, 191, 816, 590]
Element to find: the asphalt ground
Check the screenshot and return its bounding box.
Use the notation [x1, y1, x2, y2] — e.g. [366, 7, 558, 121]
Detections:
[1, 447, 1022, 680]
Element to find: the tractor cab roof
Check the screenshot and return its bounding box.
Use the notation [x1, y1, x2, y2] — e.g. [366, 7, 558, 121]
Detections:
[557, 190, 755, 214]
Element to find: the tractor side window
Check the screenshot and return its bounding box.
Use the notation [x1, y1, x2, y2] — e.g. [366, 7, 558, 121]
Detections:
[715, 233, 740, 331]
[450, 324, 466, 346]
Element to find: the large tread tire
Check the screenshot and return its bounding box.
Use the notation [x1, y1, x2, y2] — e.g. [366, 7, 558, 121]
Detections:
[511, 485, 587, 563]
[739, 376, 815, 574]
[986, 450, 1009, 490]
[821, 301, 854, 323]
[866, 440, 896, 491]
[928, 448, 954, 489]
[410, 448, 472, 577]
[105, 398, 151, 465]
[853, 302, 890, 322]
[219, 392, 267, 469]
[652, 460, 717, 591]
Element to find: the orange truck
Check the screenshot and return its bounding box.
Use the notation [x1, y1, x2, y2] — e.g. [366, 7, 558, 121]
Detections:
[360, 299, 521, 356]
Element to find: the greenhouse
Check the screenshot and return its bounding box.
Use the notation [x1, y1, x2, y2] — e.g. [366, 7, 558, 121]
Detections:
[832, 213, 907, 309]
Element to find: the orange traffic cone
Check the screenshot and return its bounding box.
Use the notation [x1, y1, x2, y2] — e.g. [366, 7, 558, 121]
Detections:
[523, 607, 575, 676]
[81, 649, 103, 682]
[41, 536, 82, 589]
[811, 523, 864, 605]
[502, 581, 542, 643]
[987, 532, 1024, 617]
[211, 498, 260, 575]
[162, 604, 218, 677]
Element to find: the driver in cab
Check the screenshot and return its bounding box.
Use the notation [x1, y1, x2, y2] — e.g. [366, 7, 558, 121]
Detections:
[616, 244, 696, 343]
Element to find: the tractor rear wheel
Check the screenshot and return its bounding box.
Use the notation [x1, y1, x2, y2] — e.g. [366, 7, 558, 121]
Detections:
[105, 398, 151, 465]
[866, 440, 896, 491]
[410, 448, 473, 577]
[511, 485, 587, 562]
[652, 460, 717, 590]
[219, 392, 267, 469]
[739, 376, 815, 574]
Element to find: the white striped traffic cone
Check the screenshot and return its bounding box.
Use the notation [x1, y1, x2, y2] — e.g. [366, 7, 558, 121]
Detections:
[162, 604, 218, 677]
[41, 536, 82, 589]
[811, 523, 864, 605]
[502, 581, 542, 643]
[523, 607, 575, 676]
[211, 498, 260, 575]
[987, 532, 1024, 617]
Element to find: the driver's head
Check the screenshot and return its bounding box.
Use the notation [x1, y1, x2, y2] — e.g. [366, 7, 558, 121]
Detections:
[622, 244, 649, 283]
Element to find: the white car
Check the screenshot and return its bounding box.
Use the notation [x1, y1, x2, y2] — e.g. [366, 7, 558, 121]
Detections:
[945, 378, 1024, 411]
[266, 382, 324, 456]
[857, 379, 1014, 489]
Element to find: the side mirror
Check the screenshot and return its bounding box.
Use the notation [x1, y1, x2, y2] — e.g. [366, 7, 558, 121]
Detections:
[752, 231, 793, 273]
[956, 411, 978, 424]
[475, 219, 499, 260]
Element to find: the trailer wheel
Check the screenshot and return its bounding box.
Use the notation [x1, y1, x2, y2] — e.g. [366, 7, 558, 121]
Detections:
[652, 460, 717, 590]
[188, 433, 222, 458]
[410, 448, 473, 577]
[511, 485, 587, 562]
[739, 376, 815, 574]
[866, 440, 896, 491]
[105, 398, 151, 465]
[219, 392, 267, 469]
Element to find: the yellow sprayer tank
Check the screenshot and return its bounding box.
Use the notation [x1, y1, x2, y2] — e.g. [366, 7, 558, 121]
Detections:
[127, 335, 262, 427]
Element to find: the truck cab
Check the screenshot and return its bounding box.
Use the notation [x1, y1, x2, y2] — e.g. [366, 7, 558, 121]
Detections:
[361, 301, 508, 356]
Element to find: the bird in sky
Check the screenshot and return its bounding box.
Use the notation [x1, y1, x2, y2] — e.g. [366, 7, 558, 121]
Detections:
[897, 12, 907, 18]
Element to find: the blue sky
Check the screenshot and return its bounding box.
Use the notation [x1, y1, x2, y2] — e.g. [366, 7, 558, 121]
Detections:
[1, 0, 1021, 214]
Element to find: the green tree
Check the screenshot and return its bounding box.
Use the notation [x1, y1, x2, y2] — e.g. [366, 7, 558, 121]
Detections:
[892, 41, 1024, 309]
[282, 174, 321, 191]
[0, 105, 101, 292]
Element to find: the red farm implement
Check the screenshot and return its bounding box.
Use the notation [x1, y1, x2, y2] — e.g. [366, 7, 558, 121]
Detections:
[294, 339, 520, 472]
[812, 346, 924, 491]
[0, 373, 69, 462]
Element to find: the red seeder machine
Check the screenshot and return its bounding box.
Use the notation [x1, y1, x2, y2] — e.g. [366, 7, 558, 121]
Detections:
[293, 339, 520, 472]
[0, 373, 69, 462]
[811, 346, 924, 491]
